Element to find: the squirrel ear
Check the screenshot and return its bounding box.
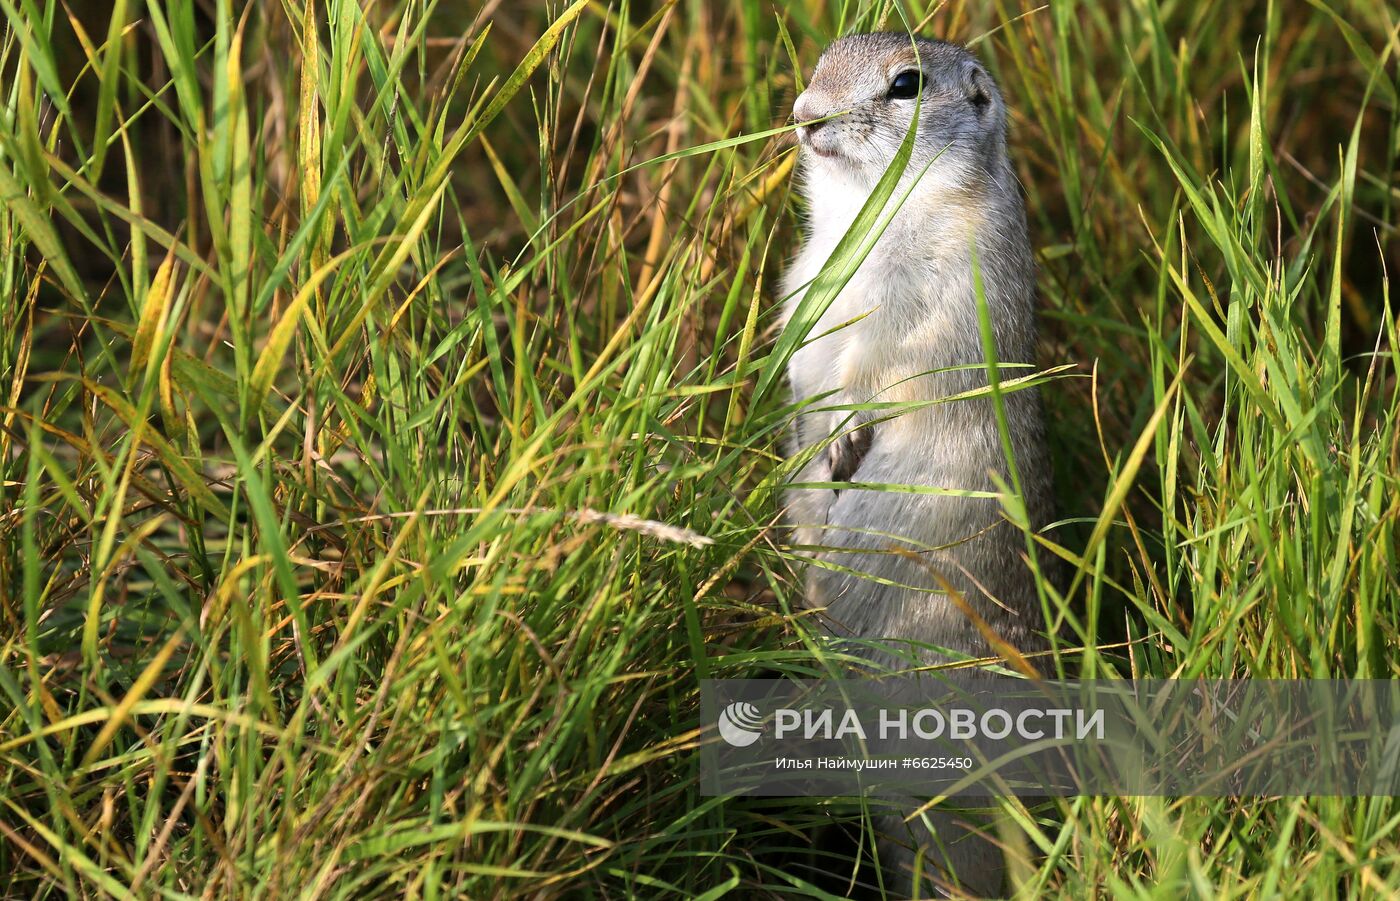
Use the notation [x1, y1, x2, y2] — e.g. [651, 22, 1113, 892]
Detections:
[961, 61, 994, 113]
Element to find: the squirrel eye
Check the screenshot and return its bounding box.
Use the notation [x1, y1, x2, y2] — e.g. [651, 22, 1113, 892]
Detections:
[887, 70, 923, 99]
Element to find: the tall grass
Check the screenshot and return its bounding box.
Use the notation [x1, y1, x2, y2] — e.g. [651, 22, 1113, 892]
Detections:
[0, 0, 1397, 896]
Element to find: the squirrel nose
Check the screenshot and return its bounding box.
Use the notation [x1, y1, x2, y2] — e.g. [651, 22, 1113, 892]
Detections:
[792, 93, 829, 134]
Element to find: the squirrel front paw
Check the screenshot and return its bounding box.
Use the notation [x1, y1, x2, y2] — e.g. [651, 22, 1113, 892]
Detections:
[827, 422, 872, 486]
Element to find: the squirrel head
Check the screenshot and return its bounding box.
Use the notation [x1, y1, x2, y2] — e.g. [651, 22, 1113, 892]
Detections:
[792, 35, 1008, 188]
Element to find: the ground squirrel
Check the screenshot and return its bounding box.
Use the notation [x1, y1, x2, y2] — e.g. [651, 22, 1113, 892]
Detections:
[782, 34, 1056, 896]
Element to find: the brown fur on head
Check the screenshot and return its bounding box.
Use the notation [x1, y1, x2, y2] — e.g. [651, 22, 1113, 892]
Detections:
[793, 34, 1008, 182]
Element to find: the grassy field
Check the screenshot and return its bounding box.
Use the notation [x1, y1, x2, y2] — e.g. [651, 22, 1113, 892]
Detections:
[1, 0, 1398, 896]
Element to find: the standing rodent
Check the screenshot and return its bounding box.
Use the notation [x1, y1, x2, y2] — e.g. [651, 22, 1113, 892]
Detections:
[782, 34, 1056, 896]
[784, 33, 1054, 668]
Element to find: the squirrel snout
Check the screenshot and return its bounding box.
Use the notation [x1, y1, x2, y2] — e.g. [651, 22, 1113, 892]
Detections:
[792, 93, 831, 135]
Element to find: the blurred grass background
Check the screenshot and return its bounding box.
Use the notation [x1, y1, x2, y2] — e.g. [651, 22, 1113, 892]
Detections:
[1, 0, 1398, 896]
